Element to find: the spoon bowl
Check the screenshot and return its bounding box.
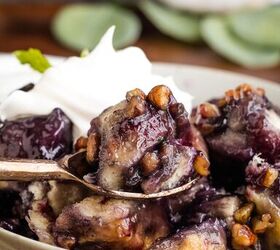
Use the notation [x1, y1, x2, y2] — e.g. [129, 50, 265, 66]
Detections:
[0, 151, 199, 200]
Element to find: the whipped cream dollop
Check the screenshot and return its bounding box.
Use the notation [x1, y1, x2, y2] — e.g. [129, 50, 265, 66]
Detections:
[0, 27, 192, 139]
[0, 55, 41, 103]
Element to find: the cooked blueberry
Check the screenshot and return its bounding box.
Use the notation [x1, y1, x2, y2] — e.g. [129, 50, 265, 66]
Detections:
[0, 108, 73, 160]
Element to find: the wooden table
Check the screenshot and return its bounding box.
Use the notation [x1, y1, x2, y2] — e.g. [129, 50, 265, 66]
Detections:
[0, 3, 279, 83]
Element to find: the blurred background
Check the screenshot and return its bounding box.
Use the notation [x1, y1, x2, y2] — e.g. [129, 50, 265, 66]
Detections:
[1, 0, 280, 81]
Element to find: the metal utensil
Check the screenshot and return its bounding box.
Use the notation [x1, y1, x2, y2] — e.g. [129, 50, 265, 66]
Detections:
[0, 151, 198, 200]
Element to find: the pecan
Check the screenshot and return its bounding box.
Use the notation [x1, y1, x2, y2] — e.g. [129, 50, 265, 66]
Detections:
[147, 85, 171, 110]
[126, 96, 146, 118]
[75, 136, 88, 152]
[262, 167, 278, 188]
[234, 203, 254, 224]
[126, 88, 146, 101]
[199, 102, 220, 119]
[225, 89, 234, 103]
[86, 133, 100, 164]
[236, 83, 252, 95]
[141, 152, 159, 176]
[225, 84, 254, 103]
[193, 153, 210, 176]
[225, 84, 264, 104]
[231, 223, 257, 250]
[252, 213, 274, 234]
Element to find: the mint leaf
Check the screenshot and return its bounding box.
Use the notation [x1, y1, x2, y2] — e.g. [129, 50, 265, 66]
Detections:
[14, 48, 51, 73]
[80, 48, 90, 57]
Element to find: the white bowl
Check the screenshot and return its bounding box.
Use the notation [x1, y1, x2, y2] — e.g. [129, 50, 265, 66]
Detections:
[0, 56, 279, 250]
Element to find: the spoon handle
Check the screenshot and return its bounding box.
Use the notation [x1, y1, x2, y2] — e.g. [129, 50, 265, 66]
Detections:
[0, 158, 74, 182]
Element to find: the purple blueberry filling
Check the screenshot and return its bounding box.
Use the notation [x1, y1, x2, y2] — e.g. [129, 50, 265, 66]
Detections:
[0, 108, 73, 160]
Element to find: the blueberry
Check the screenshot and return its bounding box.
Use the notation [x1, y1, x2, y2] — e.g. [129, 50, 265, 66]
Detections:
[0, 108, 73, 160]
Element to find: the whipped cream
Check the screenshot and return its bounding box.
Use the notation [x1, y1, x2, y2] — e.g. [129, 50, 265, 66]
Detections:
[0, 55, 41, 103]
[0, 27, 192, 139]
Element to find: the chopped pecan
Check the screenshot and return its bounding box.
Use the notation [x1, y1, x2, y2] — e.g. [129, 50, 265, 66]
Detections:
[225, 89, 239, 103]
[193, 153, 210, 176]
[86, 133, 100, 164]
[236, 84, 252, 95]
[252, 213, 274, 234]
[198, 102, 220, 119]
[126, 88, 146, 101]
[147, 85, 171, 110]
[126, 96, 146, 118]
[234, 203, 254, 224]
[225, 84, 264, 104]
[262, 167, 278, 188]
[141, 152, 159, 176]
[74, 136, 88, 152]
[231, 223, 257, 250]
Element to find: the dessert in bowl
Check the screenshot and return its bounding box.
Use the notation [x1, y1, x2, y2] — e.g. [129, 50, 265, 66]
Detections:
[0, 28, 280, 250]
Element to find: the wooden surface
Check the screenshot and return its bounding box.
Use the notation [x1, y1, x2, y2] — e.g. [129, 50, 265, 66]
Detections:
[0, 3, 279, 83]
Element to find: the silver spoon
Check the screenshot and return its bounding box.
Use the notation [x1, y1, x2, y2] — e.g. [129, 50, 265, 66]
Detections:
[0, 151, 199, 200]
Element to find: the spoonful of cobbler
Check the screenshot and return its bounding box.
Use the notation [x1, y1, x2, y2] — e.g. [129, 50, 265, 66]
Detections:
[0, 85, 209, 199]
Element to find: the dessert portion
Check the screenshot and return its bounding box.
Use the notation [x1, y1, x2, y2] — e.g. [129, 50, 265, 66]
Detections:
[192, 84, 280, 190]
[2, 25, 280, 250]
[191, 84, 280, 249]
[0, 84, 280, 250]
[0, 84, 205, 250]
[53, 197, 170, 250]
[0, 108, 73, 240]
[193, 84, 280, 163]
[78, 85, 208, 193]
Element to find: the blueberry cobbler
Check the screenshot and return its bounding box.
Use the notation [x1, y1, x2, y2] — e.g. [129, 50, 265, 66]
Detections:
[0, 84, 280, 250]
